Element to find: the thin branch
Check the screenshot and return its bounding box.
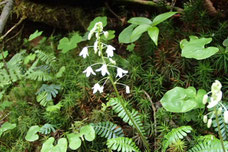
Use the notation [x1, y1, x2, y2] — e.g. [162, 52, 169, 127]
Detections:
[0, 0, 14, 35]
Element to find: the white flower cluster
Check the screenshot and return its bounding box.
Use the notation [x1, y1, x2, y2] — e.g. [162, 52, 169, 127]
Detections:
[202, 80, 228, 128]
[79, 22, 130, 94]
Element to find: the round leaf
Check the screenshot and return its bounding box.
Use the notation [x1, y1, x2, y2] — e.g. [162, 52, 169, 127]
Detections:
[80, 125, 95, 141]
[67, 133, 81, 150]
[160, 87, 204, 113]
[25, 125, 40, 142]
[52, 138, 67, 152]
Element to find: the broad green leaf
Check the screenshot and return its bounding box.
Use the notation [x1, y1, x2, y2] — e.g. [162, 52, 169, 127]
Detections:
[130, 24, 151, 42]
[52, 138, 67, 152]
[67, 133, 82, 150]
[152, 12, 177, 26]
[29, 30, 43, 41]
[0, 122, 16, 137]
[41, 137, 54, 152]
[160, 87, 206, 113]
[87, 16, 107, 31]
[148, 26, 159, 45]
[80, 125, 95, 141]
[223, 38, 228, 47]
[0, 51, 8, 60]
[128, 17, 152, 25]
[57, 33, 82, 53]
[25, 125, 40, 142]
[119, 24, 139, 43]
[180, 36, 219, 60]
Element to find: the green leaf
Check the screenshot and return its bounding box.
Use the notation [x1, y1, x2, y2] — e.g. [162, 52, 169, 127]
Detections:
[130, 24, 151, 42]
[24, 54, 36, 64]
[29, 30, 43, 41]
[56, 66, 66, 78]
[67, 133, 82, 150]
[223, 38, 228, 47]
[152, 12, 177, 26]
[0, 101, 13, 111]
[126, 43, 135, 52]
[87, 16, 107, 31]
[0, 51, 8, 60]
[57, 33, 82, 53]
[148, 26, 159, 45]
[0, 122, 16, 137]
[101, 30, 115, 40]
[128, 17, 152, 25]
[52, 138, 67, 152]
[160, 87, 206, 113]
[41, 137, 54, 152]
[25, 125, 40, 142]
[80, 125, 95, 141]
[46, 103, 62, 112]
[180, 36, 219, 60]
[118, 24, 139, 43]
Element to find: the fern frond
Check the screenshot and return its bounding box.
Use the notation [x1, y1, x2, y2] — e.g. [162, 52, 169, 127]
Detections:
[162, 126, 192, 152]
[107, 137, 141, 152]
[35, 50, 56, 67]
[91, 121, 124, 139]
[188, 138, 228, 152]
[109, 98, 150, 150]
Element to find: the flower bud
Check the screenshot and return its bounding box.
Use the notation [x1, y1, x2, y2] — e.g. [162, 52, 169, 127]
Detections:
[207, 119, 212, 128]
[224, 111, 228, 124]
[211, 80, 222, 93]
[203, 115, 208, 123]
[203, 94, 208, 104]
[104, 31, 109, 39]
[218, 107, 223, 115]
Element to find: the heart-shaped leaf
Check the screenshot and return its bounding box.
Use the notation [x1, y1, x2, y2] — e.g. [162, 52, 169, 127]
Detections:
[58, 33, 82, 53]
[80, 125, 95, 141]
[128, 17, 152, 25]
[152, 12, 177, 26]
[160, 87, 206, 113]
[25, 125, 40, 142]
[148, 26, 159, 46]
[180, 36, 219, 60]
[41, 137, 54, 152]
[52, 138, 67, 152]
[0, 122, 16, 137]
[67, 133, 82, 150]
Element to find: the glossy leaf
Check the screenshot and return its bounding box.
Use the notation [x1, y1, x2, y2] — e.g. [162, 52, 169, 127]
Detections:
[128, 17, 152, 25]
[148, 26, 159, 45]
[80, 125, 96, 141]
[160, 87, 206, 113]
[25, 125, 40, 142]
[58, 33, 82, 53]
[180, 36, 219, 60]
[67, 133, 82, 150]
[118, 24, 139, 43]
[152, 12, 177, 26]
[130, 24, 151, 42]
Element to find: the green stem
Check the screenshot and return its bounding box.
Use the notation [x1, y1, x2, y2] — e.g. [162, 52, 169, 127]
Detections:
[215, 107, 226, 152]
[109, 76, 150, 151]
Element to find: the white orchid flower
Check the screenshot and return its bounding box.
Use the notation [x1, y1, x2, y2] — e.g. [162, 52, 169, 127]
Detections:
[211, 80, 222, 93]
[79, 47, 89, 58]
[207, 91, 222, 109]
[126, 86, 130, 94]
[203, 94, 208, 104]
[106, 45, 115, 57]
[88, 27, 96, 40]
[116, 68, 128, 78]
[109, 58, 116, 65]
[94, 41, 98, 54]
[92, 83, 104, 94]
[83, 66, 96, 77]
[96, 64, 110, 76]
[103, 31, 109, 39]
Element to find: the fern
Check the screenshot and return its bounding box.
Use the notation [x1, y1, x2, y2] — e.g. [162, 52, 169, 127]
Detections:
[39, 124, 55, 135]
[107, 137, 141, 152]
[91, 121, 124, 139]
[109, 98, 149, 150]
[35, 50, 56, 67]
[162, 126, 192, 152]
[188, 138, 228, 152]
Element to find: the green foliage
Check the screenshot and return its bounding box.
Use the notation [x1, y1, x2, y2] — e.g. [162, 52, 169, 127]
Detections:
[25, 125, 40, 142]
[0, 122, 16, 137]
[188, 138, 228, 152]
[91, 121, 124, 139]
[41, 137, 67, 152]
[160, 87, 206, 113]
[87, 16, 107, 31]
[162, 126, 192, 152]
[57, 33, 82, 53]
[28, 30, 43, 41]
[180, 36, 219, 60]
[39, 124, 56, 135]
[118, 12, 176, 45]
[107, 137, 141, 152]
